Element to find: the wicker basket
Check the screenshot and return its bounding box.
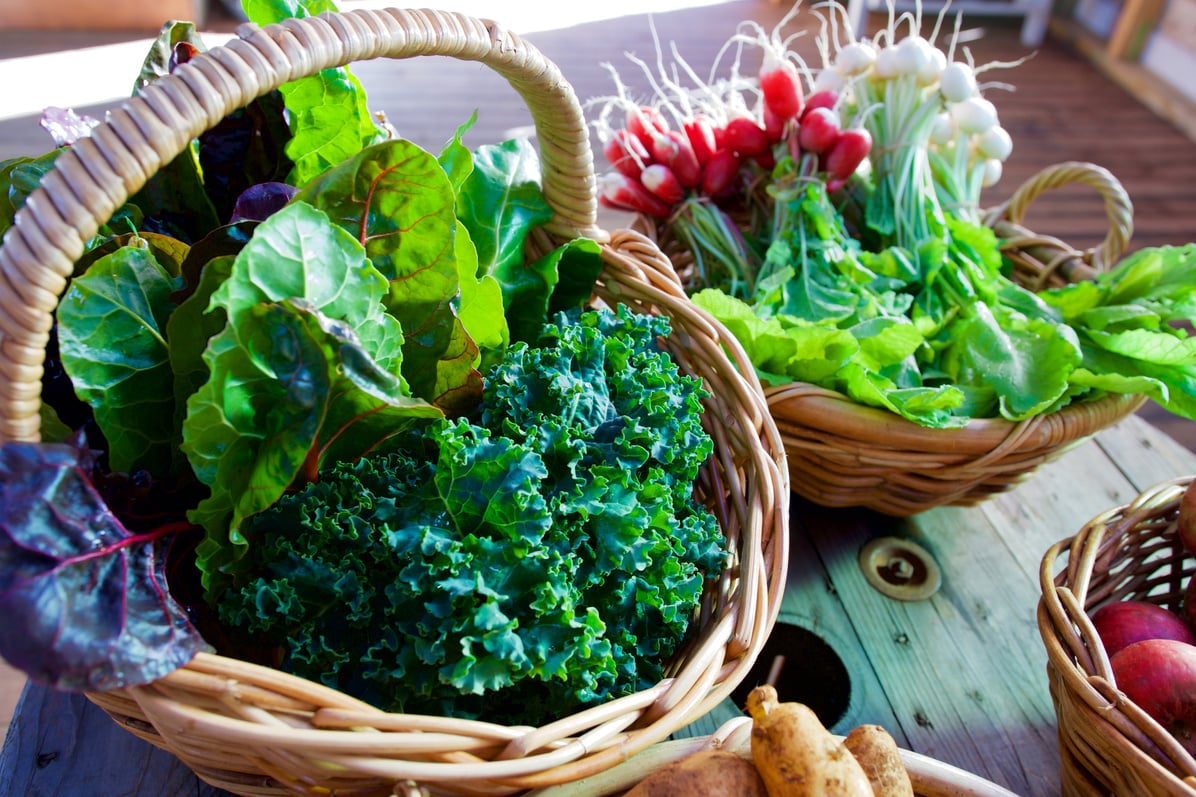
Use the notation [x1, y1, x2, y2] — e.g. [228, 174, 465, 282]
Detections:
[522, 715, 1020, 797]
[1038, 477, 1196, 796]
[0, 8, 789, 797]
[635, 161, 1146, 516]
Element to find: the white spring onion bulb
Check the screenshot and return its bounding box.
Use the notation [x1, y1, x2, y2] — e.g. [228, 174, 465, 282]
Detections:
[918, 46, 947, 86]
[930, 111, 956, 146]
[976, 125, 1013, 161]
[835, 40, 877, 76]
[982, 158, 1003, 187]
[894, 36, 933, 79]
[813, 67, 847, 93]
[873, 45, 901, 80]
[939, 61, 978, 103]
[951, 96, 998, 135]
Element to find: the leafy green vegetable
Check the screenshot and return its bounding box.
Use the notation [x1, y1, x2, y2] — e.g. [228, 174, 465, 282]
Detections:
[218, 306, 725, 724]
[242, 0, 386, 187]
[293, 139, 482, 411]
[56, 241, 181, 477]
[181, 202, 442, 594]
[3, 0, 609, 700]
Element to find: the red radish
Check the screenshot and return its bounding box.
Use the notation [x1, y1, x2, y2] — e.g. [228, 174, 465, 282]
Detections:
[798, 107, 841, 155]
[603, 129, 651, 180]
[762, 103, 787, 144]
[754, 149, 776, 171]
[598, 172, 672, 218]
[700, 149, 741, 196]
[801, 90, 839, 119]
[639, 163, 686, 205]
[655, 129, 702, 188]
[825, 128, 872, 181]
[723, 116, 770, 158]
[626, 105, 669, 148]
[759, 51, 802, 122]
[1091, 600, 1196, 657]
[684, 116, 718, 165]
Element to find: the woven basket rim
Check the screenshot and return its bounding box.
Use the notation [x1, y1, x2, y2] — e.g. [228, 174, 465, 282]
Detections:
[0, 8, 789, 796]
[1037, 477, 1196, 797]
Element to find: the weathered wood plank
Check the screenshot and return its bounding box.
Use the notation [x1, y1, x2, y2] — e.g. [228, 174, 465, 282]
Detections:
[0, 682, 234, 797]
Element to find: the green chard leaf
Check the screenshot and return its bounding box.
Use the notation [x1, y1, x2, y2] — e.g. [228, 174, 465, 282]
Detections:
[294, 139, 482, 412]
[242, 1, 385, 187]
[57, 242, 182, 476]
[181, 202, 441, 595]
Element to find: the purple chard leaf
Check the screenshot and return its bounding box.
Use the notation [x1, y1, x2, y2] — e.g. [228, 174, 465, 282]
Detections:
[0, 435, 211, 692]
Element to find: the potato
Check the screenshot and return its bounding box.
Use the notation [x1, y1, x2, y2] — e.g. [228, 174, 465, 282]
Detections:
[623, 748, 768, 797]
[843, 724, 914, 797]
[745, 685, 873, 797]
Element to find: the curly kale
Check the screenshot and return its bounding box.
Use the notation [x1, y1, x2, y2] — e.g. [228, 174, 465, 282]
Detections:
[216, 305, 726, 724]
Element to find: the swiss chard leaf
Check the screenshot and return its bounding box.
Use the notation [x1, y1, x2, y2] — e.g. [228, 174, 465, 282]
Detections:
[126, 23, 221, 244]
[182, 203, 442, 595]
[242, 0, 384, 186]
[457, 138, 554, 279]
[294, 140, 483, 412]
[0, 436, 210, 691]
[56, 243, 182, 476]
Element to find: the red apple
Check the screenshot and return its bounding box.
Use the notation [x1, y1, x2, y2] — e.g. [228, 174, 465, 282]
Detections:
[1110, 638, 1196, 757]
[1178, 478, 1196, 556]
[1091, 600, 1196, 657]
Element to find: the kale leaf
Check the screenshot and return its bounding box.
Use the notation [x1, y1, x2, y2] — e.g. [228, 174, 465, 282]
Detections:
[217, 306, 726, 724]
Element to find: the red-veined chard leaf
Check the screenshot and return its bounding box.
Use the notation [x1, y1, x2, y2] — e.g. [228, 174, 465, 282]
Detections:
[0, 436, 210, 692]
[293, 139, 483, 412]
[437, 113, 511, 370]
[56, 242, 182, 477]
[181, 203, 442, 595]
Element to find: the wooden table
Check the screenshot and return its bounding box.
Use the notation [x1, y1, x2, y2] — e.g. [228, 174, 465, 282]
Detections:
[3, 411, 1195, 796]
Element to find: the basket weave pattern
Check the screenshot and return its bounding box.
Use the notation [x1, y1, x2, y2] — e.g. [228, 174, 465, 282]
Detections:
[0, 8, 788, 797]
[1038, 477, 1196, 797]
[636, 161, 1146, 516]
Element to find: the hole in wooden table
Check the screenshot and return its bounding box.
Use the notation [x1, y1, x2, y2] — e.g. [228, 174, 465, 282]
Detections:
[729, 622, 851, 729]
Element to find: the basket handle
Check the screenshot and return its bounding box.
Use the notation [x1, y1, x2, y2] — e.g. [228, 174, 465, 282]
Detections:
[987, 160, 1134, 272]
[0, 7, 603, 444]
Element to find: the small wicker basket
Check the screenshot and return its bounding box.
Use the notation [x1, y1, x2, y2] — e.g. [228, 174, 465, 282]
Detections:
[523, 715, 1021, 797]
[1038, 477, 1196, 797]
[0, 8, 789, 797]
[637, 161, 1146, 516]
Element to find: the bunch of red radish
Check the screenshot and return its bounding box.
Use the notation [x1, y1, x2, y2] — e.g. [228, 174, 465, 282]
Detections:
[598, 52, 873, 220]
